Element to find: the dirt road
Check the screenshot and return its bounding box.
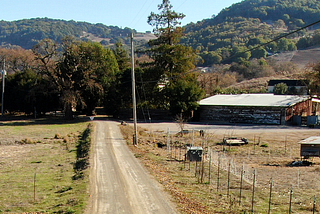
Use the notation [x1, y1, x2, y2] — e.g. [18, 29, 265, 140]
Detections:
[86, 120, 176, 214]
[137, 121, 315, 135]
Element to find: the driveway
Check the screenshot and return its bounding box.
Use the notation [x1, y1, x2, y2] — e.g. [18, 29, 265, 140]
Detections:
[86, 120, 176, 214]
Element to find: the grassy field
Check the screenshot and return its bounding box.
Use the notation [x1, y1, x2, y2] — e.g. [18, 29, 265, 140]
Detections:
[0, 117, 91, 214]
[120, 123, 320, 214]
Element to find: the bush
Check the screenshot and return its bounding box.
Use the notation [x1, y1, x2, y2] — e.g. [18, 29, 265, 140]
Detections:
[73, 124, 92, 179]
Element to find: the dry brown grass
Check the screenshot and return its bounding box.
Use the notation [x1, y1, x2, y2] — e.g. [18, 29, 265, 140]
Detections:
[120, 123, 320, 214]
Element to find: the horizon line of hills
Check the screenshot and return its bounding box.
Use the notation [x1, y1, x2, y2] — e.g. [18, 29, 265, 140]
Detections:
[1, 0, 320, 67]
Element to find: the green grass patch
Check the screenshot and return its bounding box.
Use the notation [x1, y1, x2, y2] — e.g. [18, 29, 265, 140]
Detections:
[0, 118, 91, 213]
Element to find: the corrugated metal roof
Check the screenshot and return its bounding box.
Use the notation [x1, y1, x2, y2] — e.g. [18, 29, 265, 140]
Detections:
[199, 94, 310, 107]
[299, 136, 320, 145]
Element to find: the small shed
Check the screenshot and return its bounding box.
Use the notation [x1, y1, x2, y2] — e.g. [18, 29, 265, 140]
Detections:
[186, 147, 203, 162]
[299, 136, 320, 158]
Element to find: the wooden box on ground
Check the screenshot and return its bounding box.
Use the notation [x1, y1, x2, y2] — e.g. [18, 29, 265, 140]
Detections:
[186, 147, 203, 162]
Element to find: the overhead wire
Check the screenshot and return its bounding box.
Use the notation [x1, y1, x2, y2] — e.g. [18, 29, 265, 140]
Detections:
[175, 0, 188, 10]
[129, 0, 149, 28]
[139, 72, 152, 122]
[221, 18, 320, 63]
[129, 0, 157, 32]
[136, 18, 320, 85]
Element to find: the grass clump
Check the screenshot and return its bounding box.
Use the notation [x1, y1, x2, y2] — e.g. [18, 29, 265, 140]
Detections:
[20, 138, 36, 144]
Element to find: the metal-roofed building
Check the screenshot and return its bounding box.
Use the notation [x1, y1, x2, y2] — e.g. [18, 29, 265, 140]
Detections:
[268, 79, 309, 94]
[199, 94, 319, 125]
[299, 137, 320, 158]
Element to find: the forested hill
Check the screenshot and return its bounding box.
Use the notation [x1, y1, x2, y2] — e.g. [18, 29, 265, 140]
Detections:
[215, 0, 319, 27]
[0, 18, 136, 49]
[182, 0, 320, 66]
[1, 0, 320, 66]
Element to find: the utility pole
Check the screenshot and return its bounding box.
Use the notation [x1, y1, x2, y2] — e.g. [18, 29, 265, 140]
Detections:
[1, 59, 6, 117]
[131, 33, 138, 145]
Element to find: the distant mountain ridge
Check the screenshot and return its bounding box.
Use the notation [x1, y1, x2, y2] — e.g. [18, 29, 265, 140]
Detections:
[1, 0, 320, 68]
[0, 18, 140, 49]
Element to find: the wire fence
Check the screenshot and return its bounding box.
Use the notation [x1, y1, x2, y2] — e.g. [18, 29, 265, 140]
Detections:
[164, 132, 320, 213]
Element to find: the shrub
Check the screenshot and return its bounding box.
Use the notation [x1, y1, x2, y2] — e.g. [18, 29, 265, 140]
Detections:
[73, 124, 92, 179]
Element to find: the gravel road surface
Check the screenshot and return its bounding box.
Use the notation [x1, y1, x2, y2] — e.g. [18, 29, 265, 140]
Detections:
[86, 120, 176, 214]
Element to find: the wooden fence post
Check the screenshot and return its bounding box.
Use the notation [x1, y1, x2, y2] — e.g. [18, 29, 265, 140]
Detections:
[227, 160, 231, 197]
[217, 154, 221, 192]
[34, 172, 37, 202]
[289, 187, 293, 214]
[208, 149, 212, 184]
[268, 178, 273, 214]
[313, 195, 316, 214]
[251, 169, 256, 214]
[239, 165, 244, 206]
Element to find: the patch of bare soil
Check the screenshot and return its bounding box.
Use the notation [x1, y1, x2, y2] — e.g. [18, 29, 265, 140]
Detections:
[290, 46, 320, 68]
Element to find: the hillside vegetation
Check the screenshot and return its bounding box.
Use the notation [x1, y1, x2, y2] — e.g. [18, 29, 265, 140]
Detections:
[2, 0, 320, 117]
[182, 0, 320, 66]
[1, 0, 320, 67]
[0, 18, 137, 49]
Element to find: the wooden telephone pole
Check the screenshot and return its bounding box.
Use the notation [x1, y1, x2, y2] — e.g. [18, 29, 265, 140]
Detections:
[131, 33, 138, 145]
[1, 59, 6, 117]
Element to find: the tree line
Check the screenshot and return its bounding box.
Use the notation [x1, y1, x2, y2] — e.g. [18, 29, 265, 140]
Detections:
[1, 0, 320, 69]
[0, 0, 205, 120]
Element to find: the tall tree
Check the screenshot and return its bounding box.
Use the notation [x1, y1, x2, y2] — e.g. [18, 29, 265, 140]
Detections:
[145, 0, 204, 117]
[164, 73, 205, 118]
[74, 41, 119, 116]
[103, 41, 131, 116]
[5, 69, 59, 115]
[148, 0, 185, 45]
[33, 38, 119, 118]
[113, 41, 130, 72]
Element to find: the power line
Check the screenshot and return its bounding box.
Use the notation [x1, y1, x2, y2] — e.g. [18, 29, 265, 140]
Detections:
[136, 18, 320, 84]
[129, 0, 149, 28]
[222, 18, 320, 63]
[130, 0, 157, 31]
[175, 0, 188, 10]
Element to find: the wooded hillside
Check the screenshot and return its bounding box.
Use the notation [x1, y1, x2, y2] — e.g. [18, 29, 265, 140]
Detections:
[1, 0, 320, 67]
[0, 18, 136, 49]
[182, 0, 320, 66]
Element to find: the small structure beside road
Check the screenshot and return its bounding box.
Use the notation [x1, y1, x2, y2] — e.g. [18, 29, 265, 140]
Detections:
[299, 136, 320, 159]
[186, 147, 203, 162]
[223, 137, 248, 145]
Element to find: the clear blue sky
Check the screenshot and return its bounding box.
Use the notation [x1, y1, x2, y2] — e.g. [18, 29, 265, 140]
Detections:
[1, 0, 241, 32]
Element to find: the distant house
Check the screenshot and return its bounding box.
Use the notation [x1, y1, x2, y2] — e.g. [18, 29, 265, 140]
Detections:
[199, 94, 320, 125]
[196, 67, 212, 73]
[268, 79, 309, 95]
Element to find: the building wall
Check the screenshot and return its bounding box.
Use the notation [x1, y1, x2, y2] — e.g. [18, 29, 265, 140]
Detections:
[199, 106, 285, 125]
[301, 144, 320, 158]
[285, 99, 312, 121]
